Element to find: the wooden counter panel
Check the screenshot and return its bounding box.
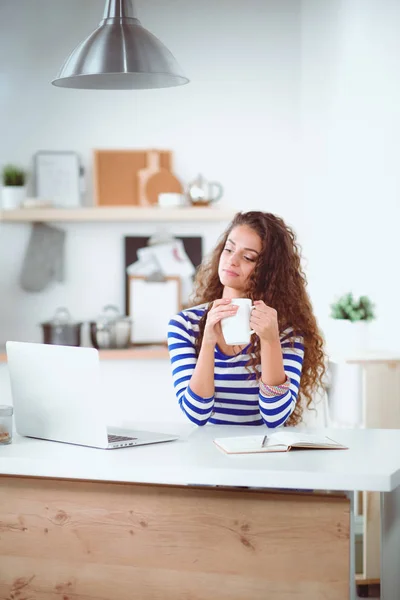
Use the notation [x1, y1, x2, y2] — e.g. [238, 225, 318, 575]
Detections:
[0, 477, 350, 599]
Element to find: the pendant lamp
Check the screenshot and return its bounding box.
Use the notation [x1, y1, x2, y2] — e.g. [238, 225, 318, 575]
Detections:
[52, 0, 189, 90]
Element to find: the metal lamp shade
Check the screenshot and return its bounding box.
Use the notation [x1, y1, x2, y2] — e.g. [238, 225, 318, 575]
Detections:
[52, 1, 189, 90]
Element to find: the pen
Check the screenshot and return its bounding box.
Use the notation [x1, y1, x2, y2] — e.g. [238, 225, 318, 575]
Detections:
[262, 435, 268, 448]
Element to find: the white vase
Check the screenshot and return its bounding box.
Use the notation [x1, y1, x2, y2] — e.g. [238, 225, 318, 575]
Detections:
[1, 186, 26, 210]
[326, 319, 369, 358]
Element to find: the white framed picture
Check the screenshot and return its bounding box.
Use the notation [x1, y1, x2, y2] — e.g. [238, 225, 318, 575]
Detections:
[34, 151, 81, 207]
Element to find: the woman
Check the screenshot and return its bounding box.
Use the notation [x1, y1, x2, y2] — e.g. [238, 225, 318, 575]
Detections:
[167, 211, 326, 427]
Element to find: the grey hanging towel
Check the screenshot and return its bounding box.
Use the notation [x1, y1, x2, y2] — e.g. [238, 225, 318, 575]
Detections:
[20, 223, 66, 292]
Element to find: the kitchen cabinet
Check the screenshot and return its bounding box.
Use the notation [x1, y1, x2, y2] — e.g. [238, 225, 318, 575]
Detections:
[328, 353, 400, 595]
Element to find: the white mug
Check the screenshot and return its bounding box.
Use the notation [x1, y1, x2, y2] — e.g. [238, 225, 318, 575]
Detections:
[221, 298, 255, 345]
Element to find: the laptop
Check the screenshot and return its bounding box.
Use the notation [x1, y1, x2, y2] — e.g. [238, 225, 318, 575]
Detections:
[6, 341, 179, 450]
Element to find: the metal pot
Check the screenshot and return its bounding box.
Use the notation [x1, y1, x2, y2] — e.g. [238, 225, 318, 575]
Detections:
[90, 305, 132, 350]
[41, 307, 82, 347]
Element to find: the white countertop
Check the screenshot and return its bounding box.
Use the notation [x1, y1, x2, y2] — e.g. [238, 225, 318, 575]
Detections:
[1, 425, 400, 492]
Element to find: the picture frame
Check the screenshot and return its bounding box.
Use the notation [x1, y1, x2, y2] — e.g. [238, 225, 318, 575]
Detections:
[34, 151, 81, 207]
[128, 275, 182, 344]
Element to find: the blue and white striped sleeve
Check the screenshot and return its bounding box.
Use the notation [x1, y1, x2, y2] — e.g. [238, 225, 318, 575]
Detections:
[167, 312, 214, 426]
[259, 330, 304, 428]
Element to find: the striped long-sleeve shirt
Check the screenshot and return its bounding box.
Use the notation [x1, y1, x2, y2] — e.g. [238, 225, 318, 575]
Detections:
[167, 304, 305, 427]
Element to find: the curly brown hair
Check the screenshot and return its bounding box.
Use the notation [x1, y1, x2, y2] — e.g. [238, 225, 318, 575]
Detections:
[191, 211, 326, 426]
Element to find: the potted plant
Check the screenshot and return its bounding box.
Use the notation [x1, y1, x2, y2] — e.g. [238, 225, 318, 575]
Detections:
[329, 293, 376, 355]
[1, 164, 27, 209]
[330, 293, 375, 322]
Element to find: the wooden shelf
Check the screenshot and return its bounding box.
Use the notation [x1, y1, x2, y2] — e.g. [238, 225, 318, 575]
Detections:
[355, 575, 380, 584]
[98, 346, 169, 360]
[0, 346, 169, 363]
[0, 206, 235, 223]
[329, 351, 400, 364]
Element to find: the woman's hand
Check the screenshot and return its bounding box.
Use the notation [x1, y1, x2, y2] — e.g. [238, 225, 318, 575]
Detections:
[203, 298, 238, 346]
[250, 300, 280, 344]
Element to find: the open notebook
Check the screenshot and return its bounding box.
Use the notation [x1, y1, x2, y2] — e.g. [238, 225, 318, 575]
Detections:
[214, 432, 348, 454]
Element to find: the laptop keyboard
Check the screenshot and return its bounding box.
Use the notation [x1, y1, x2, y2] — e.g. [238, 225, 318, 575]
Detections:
[108, 434, 137, 443]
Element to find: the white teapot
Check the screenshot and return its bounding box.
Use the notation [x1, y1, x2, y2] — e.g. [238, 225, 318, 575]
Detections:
[187, 174, 224, 206]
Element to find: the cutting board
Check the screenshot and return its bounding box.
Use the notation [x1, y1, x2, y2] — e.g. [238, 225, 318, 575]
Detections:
[93, 149, 173, 206]
[137, 150, 183, 206]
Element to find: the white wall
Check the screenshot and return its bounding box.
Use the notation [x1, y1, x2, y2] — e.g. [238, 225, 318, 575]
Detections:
[1, 0, 400, 426]
[0, 0, 300, 424]
[300, 0, 400, 350]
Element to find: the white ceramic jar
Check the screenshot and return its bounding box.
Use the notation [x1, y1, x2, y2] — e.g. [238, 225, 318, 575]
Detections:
[0, 405, 13, 444]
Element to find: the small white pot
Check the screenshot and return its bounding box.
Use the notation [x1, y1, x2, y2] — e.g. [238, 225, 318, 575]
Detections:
[1, 186, 26, 210]
[326, 319, 370, 357]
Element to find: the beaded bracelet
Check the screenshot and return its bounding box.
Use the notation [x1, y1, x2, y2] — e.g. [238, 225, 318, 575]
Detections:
[259, 375, 291, 398]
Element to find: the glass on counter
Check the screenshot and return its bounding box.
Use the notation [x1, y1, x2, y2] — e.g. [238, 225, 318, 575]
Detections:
[0, 405, 13, 444]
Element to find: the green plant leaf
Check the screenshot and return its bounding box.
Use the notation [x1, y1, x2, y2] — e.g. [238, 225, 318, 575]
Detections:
[330, 293, 376, 321]
[2, 164, 26, 186]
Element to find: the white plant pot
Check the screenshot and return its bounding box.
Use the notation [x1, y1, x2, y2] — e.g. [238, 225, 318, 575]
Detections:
[326, 319, 370, 358]
[325, 320, 369, 428]
[1, 186, 26, 210]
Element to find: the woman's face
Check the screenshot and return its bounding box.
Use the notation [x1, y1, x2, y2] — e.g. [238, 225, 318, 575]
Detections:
[218, 225, 262, 295]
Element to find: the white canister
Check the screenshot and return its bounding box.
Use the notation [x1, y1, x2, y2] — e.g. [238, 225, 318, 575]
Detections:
[0, 405, 13, 444]
[158, 193, 186, 208]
